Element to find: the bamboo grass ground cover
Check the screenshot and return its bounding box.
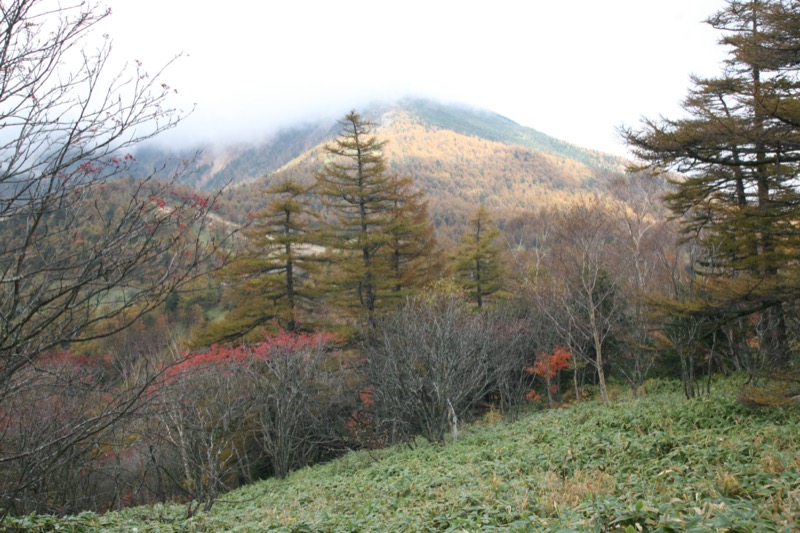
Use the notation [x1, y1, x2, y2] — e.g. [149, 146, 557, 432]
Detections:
[10, 377, 799, 532]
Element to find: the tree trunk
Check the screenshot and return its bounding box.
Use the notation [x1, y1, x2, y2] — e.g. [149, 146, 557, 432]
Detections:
[589, 303, 609, 403]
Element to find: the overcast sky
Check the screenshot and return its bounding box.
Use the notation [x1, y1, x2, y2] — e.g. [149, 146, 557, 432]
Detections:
[102, 0, 729, 157]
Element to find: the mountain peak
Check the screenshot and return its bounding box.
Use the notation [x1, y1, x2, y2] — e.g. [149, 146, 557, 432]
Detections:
[131, 97, 626, 191]
[129, 98, 631, 240]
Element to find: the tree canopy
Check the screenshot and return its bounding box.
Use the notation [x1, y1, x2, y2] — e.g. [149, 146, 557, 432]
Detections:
[622, 0, 800, 371]
[315, 111, 439, 322]
[454, 205, 504, 307]
[192, 177, 321, 346]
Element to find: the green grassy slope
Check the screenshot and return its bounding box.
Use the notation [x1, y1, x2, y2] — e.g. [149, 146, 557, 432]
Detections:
[16, 378, 799, 531]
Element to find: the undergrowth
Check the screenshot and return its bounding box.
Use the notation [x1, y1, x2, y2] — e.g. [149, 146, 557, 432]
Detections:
[7, 376, 799, 532]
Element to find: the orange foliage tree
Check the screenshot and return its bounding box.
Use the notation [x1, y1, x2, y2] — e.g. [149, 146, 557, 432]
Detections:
[527, 347, 572, 406]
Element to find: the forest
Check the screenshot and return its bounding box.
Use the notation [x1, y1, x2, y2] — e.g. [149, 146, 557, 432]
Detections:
[0, 0, 798, 527]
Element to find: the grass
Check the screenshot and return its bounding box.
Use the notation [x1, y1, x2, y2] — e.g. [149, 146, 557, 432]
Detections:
[9, 377, 800, 531]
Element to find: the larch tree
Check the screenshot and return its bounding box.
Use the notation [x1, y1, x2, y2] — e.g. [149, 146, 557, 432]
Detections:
[315, 111, 436, 322]
[195, 177, 321, 345]
[454, 205, 504, 307]
[621, 0, 800, 373]
[385, 176, 442, 298]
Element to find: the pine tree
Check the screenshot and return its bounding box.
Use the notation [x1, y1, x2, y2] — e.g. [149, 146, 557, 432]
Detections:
[622, 0, 800, 371]
[454, 205, 504, 307]
[194, 178, 320, 346]
[316, 111, 438, 321]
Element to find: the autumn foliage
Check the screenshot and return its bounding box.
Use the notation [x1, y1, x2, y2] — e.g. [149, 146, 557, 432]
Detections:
[167, 330, 342, 378]
[528, 347, 572, 380]
[527, 347, 572, 406]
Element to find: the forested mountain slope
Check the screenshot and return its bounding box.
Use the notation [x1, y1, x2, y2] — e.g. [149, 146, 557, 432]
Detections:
[398, 98, 625, 174]
[174, 99, 631, 236]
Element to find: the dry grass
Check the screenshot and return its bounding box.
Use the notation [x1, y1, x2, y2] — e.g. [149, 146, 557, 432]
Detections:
[539, 469, 616, 515]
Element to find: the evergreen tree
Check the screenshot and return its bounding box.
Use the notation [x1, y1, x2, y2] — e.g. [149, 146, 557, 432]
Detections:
[454, 205, 504, 307]
[194, 178, 320, 345]
[622, 0, 800, 371]
[316, 111, 438, 321]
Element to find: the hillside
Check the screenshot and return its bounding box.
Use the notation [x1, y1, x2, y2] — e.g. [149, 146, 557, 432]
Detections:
[131, 120, 337, 191]
[29, 378, 799, 531]
[397, 98, 625, 174]
[131, 99, 630, 237]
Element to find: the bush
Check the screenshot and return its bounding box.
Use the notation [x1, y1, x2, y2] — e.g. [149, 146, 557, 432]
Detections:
[150, 331, 352, 512]
[363, 294, 504, 443]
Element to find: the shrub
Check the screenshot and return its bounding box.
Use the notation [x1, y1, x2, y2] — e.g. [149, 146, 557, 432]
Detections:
[363, 294, 501, 443]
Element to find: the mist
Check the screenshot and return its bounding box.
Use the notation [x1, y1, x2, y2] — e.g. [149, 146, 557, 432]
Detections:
[101, 0, 728, 156]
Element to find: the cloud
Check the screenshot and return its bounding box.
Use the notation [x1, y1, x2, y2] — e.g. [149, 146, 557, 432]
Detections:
[100, 0, 727, 155]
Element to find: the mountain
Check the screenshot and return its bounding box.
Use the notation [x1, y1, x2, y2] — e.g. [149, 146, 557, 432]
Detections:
[130, 98, 630, 238]
[393, 98, 625, 174]
[131, 120, 338, 191]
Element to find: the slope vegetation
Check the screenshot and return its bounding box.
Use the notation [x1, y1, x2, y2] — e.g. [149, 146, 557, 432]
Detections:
[130, 121, 336, 191]
[33, 378, 799, 532]
[131, 99, 630, 239]
[222, 103, 628, 240]
[399, 98, 626, 174]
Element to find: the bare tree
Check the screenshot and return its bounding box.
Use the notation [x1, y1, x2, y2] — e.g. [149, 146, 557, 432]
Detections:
[488, 303, 557, 417]
[605, 174, 672, 395]
[503, 207, 554, 293]
[364, 292, 501, 443]
[247, 343, 349, 479]
[154, 357, 257, 514]
[0, 1, 233, 517]
[149, 336, 351, 514]
[539, 199, 624, 404]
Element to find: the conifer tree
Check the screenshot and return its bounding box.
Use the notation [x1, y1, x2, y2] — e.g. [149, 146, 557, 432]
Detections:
[385, 177, 442, 297]
[454, 205, 504, 307]
[316, 111, 438, 321]
[194, 178, 320, 345]
[622, 0, 800, 371]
